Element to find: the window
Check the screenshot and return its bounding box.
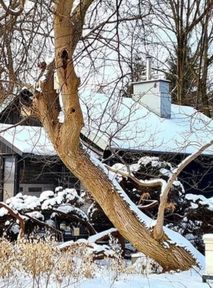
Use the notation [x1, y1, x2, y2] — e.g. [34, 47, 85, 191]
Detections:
[28, 187, 42, 193]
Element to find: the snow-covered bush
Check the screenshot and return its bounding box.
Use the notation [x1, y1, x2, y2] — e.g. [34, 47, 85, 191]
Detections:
[0, 187, 94, 241]
[87, 202, 112, 231]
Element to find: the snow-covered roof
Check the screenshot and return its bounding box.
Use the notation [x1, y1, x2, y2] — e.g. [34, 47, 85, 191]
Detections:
[80, 90, 213, 155]
[0, 91, 212, 156]
[0, 122, 108, 157]
[0, 122, 106, 157]
[0, 123, 55, 156]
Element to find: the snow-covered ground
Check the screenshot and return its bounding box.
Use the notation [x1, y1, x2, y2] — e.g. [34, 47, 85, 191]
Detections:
[0, 267, 211, 288]
[73, 270, 211, 288]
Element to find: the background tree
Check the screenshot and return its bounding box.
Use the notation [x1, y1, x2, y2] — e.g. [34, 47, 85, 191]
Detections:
[152, 0, 213, 116]
[166, 46, 198, 105]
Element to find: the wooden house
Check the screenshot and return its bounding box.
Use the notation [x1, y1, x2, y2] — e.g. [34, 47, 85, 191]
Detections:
[0, 69, 212, 201]
[0, 96, 105, 201]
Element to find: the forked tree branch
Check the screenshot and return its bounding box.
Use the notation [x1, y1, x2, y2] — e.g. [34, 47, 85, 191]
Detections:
[71, 0, 95, 49]
[31, 0, 202, 270]
[153, 140, 213, 240]
[108, 140, 213, 240]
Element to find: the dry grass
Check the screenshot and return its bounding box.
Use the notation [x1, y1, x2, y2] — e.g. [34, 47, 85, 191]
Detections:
[0, 239, 16, 278]
[0, 237, 162, 288]
[0, 239, 96, 287]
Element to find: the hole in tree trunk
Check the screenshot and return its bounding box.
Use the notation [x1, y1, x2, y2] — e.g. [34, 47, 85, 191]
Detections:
[61, 50, 69, 69]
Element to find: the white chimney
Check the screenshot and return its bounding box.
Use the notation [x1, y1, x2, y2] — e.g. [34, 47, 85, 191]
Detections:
[132, 57, 171, 119]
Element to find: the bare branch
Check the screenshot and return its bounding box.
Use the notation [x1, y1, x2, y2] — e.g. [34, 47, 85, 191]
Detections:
[107, 165, 166, 188]
[52, 209, 97, 235]
[0, 0, 26, 16]
[33, 60, 61, 142]
[153, 140, 213, 240]
[25, 213, 64, 241]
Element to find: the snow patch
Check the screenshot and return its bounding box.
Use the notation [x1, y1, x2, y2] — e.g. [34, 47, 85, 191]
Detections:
[0, 207, 8, 217]
[186, 194, 213, 211]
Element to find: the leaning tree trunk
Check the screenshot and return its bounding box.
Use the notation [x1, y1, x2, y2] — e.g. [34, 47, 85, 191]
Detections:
[59, 149, 197, 271]
[32, 0, 197, 271]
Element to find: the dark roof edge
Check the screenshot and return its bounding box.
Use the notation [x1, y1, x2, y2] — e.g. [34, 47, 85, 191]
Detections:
[107, 146, 213, 157]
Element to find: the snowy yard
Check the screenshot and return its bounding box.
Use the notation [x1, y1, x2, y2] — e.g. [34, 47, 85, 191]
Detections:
[69, 270, 211, 288]
[0, 266, 212, 288]
[0, 238, 212, 288]
[0, 187, 213, 288]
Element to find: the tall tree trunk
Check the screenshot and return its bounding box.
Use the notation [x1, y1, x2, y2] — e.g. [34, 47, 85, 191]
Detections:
[33, 0, 198, 272]
[197, 12, 211, 117]
[34, 61, 197, 272]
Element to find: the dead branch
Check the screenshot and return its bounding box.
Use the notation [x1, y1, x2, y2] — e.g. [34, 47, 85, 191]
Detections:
[138, 200, 159, 210]
[25, 213, 64, 241]
[52, 209, 97, 235]
[107, 165, 166, 188]
[0, 202, 25, 239]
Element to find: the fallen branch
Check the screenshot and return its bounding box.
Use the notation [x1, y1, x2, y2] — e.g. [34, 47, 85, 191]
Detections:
[25, 213, 64, 241]
[52, 209, 97, 235]
[0, 202, 25, 239]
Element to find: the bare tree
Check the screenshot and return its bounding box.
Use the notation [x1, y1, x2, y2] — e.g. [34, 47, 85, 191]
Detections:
[0, 202, 25, 238]
[0, 0, 212, 271]
[152, 0, 213, 115]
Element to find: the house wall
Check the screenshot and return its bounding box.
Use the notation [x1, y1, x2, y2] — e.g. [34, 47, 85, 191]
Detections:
[0, 141, 15, 154]
[3, 156, 16, 201]
[0, 148, 80, 199]
[18, 157, 80, 196]
[0, 141, 19, 201]
[0, 158, 3, 201]
[0, 99, 21, 125]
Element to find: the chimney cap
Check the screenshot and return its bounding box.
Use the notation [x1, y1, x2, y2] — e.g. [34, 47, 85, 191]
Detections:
[131, 78, 170, 85]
